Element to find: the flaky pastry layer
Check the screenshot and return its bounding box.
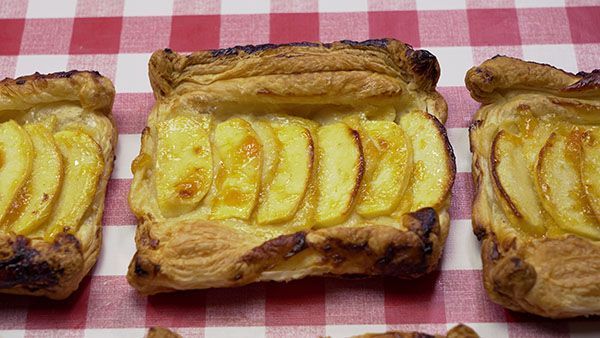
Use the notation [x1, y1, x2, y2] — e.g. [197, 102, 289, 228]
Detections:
[127, 39, 454, 294]
[0, 71, 116, 299]
[467, 56, 600, 318]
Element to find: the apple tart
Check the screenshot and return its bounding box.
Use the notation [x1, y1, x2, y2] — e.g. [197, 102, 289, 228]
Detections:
[467, 56, 600, 317]
[0, 71, 116, 299]
[127, 39, 455, 294]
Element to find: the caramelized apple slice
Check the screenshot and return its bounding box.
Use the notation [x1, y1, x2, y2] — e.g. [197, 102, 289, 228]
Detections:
[155, 116, 212, 217]
[491, 130, 546, 235]
[211, 118, 262, 220]
[582, 129, 600, 222]
[535, 132, 600, 239]
[399, 111, 455, 212]
[257, 124, 314, 224]
[356, 120, 411, 217]
[45, 130, 104, 239]
[10, 124, 63, 235]
[315, 123, 364, 227]
[0, 120, 33, 226]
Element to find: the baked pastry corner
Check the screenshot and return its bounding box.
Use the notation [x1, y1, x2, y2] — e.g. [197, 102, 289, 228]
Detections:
[467, 56, 600, 318]
[0, 71, 117, 299]
[127, 39, 454, 294]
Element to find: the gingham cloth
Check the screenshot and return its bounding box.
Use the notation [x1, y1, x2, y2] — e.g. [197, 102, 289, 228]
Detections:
[0, 0, 599, 337]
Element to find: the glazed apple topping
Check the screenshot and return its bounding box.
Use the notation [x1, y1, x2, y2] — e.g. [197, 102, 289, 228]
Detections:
[152, 111, 454, 231]
[490, 118, 600, 240]
[0, 120, 104, 240]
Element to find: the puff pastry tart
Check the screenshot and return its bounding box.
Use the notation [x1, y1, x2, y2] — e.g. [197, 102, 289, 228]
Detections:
[127, 39, 455, 294]
[0, 71, 116, 299]
[467, 56, 600, 318]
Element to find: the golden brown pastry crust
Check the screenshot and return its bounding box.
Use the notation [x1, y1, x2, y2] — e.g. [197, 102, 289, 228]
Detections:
[355, 324, 479, 338]
[0, 71, 117, 299]
[467, 56, 600, 318]
[127, 39, 453, 294]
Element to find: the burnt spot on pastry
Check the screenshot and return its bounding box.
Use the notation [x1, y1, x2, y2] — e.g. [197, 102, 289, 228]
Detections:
[340, 38, 389, 48]
[403, 208, 440, 255]
[564, 69, 600, 91]
[0, 70, 104, 86]
[0, 234, 81, 292]
[241, 232, 307, 265]
[210, 39, 391, 58]
[0, 236, 61, 290]
[407, 49, 440, 84]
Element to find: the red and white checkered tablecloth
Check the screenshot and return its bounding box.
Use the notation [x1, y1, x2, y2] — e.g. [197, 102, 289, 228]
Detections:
[1, 0, 599, 337]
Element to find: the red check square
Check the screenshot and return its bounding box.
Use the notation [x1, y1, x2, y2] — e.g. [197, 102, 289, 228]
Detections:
[508, 321, 570, 338]
[567, 6, 600, 43]
[112, 93, 156, 134]
[173, 0, 220, 15]
[266, 326, 325, 338]
[468, 9, 521, 46]
[418, 10, 470, 47]
[319, 12, 369, 43]
[220, 14, 270, 47]
[450, 172, 474, 221]
[384, 273, 446, 324]
[103, 178, 137, 226]
[442, 270, 506, 322]
[20, 18, 73, 55]
[76, 0, 124, 17]
[67, 54, 117, 84]
[85, 276, 146, 328]
[270, 13, 320, 44]
[325, 279, 385, 325]
[0, 294, 30, 329]
[0, 19, 25, 55]
[25, 329, 84, 338]
[368, 11, 420, 48]
[205, 284, 265, 326]
[146, 290, 206, 328]
[0, 56, 18, 78]
[575, 44, 600, 72]
[120, 16, 172, 53]
[265, 278, 326, 326]
[518, 8, 571, 44]
[26, 276, 92, 329]
[0, 0, 27, 19]
[368, 0, 417, 11]
[271, 0, 318, 13]
[70, 17, 123, 54]
[170, 15, 221, 52]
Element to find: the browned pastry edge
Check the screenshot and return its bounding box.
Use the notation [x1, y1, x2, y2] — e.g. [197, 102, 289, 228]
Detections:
[146, 327, 182, 338]
[356, 324, 479, 338]
[0, 71, 116, 299]
[150, 38, 441, 97]
[467, 56, 600, 318]
[127, 38, 452, 294]
[129, 207, 449, 294]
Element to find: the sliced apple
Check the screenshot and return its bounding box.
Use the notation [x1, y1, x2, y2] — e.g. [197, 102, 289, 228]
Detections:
[582, 128, 600, 222]
[315, 123, 364, 227]
[155, 116, 212, 218]
[0, 120, 34, 226]
[356, 120, 412, 217]
[211, 118, 262, 220]
[45, 130, 104, 239]
[398, 111, 455, 212]
[9, 123, 63, 235]
[252, 121, 280, 196]
[490, 129, 546, 236]
[535, 132, 600, 240]
[257, 124, 314, 224]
